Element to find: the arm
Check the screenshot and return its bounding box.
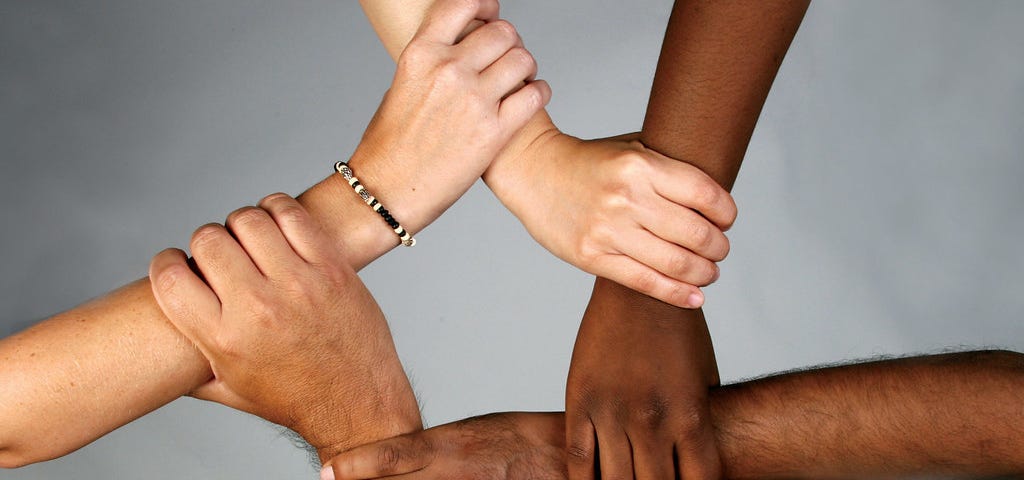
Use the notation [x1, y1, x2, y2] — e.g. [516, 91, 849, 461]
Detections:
[361, 1, 739, 310]
[567, 2, 810, 480]
[326, 350, 1024, 479]
[0, 0, 549, 466]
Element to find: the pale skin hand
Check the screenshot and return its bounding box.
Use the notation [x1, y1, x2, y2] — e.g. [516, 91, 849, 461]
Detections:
[0, 0, 550, 467]
[149, 195, 416, 463]
[360, 0, 737, 309]
[358, 3, 804, 480]
[326, 351, 1024, 480]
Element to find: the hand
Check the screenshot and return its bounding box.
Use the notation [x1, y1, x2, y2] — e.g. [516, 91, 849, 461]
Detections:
[565, 278, 722, 480]
[348, 0, 551, 235]
[323, 412, 567, 480]
[148, 193, 420, 460]
[485, 131, 736, 309]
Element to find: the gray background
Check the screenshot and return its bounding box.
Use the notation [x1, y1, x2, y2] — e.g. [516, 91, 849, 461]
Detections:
[2, 1, 1023, 478]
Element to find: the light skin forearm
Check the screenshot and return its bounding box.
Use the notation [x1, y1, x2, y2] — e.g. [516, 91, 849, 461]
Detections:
[0, 169, 416, 467]
[3, 0, 549, 466]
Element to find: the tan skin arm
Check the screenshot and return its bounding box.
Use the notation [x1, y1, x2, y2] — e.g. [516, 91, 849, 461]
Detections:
[358, 3, 809, 479]
[0, 0, 551, 466]
[0, 183, 389, 467]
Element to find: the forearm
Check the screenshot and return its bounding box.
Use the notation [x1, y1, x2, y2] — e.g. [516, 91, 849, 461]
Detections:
[710, 350, 1024, 478]
[0, 164, 424, 467]
[586, 0, 813, 405]
[641, 0, 809, 190]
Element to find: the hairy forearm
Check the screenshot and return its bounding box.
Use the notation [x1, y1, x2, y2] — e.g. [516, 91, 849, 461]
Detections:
[711, 350, 1024, 478]
[0, 156, 423, 467]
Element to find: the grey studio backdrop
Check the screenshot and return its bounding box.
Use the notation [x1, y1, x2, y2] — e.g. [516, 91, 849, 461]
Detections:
[2, 1, 1022, 479]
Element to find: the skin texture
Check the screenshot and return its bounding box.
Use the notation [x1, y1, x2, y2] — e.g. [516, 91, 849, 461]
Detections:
[148, 195, 420, 463]
[567, 2, 811, 480]
[0, 0, 550, 467]
[327, 351, 1024, 480]
[361, 0, 738, 310]
[356, 5, 802, 479]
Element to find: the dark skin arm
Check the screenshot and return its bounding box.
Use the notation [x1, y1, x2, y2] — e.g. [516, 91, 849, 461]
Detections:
[327, 350, 1024, 480]
[567, 2, 810, 480]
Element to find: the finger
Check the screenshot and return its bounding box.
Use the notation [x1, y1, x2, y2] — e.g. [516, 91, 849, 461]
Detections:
[456, 19, 523, 71]
[224, 206, 303, 277]
[189, 223, 262, 297]
[481, 46, 538, 99]
[595, 425, 635, 480]
[650, 157, 738, 231]
[616, 229, 720, 289]
[148, 248, 222, 340]
[417, 0, 500, 45]
[674, 403, 722, 480]
[629, 433, 675, 480]
[497, 79, 551, 134]
[638, 200, 731, 262]
[328, 434, 434, 480]
[566, 415, 598, 480]
[590, 255, 704, 309]
[257, 193, 332, 265]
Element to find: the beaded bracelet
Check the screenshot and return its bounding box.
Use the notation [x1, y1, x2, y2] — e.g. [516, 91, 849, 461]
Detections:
[335, 161, 416, 247]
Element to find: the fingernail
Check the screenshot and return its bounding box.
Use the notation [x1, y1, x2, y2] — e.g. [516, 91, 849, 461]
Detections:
[320, 465, 335, 480]
[687, 292, 704, 308]
[711, 266, 721, 283]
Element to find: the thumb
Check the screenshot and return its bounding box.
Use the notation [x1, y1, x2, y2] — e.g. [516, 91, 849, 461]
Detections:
[327, 433, 434, 480]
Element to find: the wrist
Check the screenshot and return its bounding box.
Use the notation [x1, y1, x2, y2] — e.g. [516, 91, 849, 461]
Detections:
[298, 171, 396, 272]
[482, 113, 577, 217]
[303, 378, 423, 464]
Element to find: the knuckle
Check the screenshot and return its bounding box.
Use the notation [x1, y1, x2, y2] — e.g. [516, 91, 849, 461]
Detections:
[692, 180, 722, 209]
[666, 253, 692, 278]
[520, 84, 543, 110]
[190, 224, 224, 252]
[226, 206, 267, 230]
[153, 262, 190, 294]
[377, 444, 402, 474]
[675, 405, 711, 441]
[573, 232, 605, 268]
[490, 19, 517, 40]
[258, 192, 292, 208]
[632, 394, 670, 429]
[700, 261, 720, 286]
[451, 0, 479, 15]
[509, 47, 535, 69]
[723, 202, 739, 230]
[565, 442, 594, 464]
[615, 152, 654, 182]
[711, 236, 731, 262]
[690, 222, 713, 250]
[631, 270, 659, 294]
